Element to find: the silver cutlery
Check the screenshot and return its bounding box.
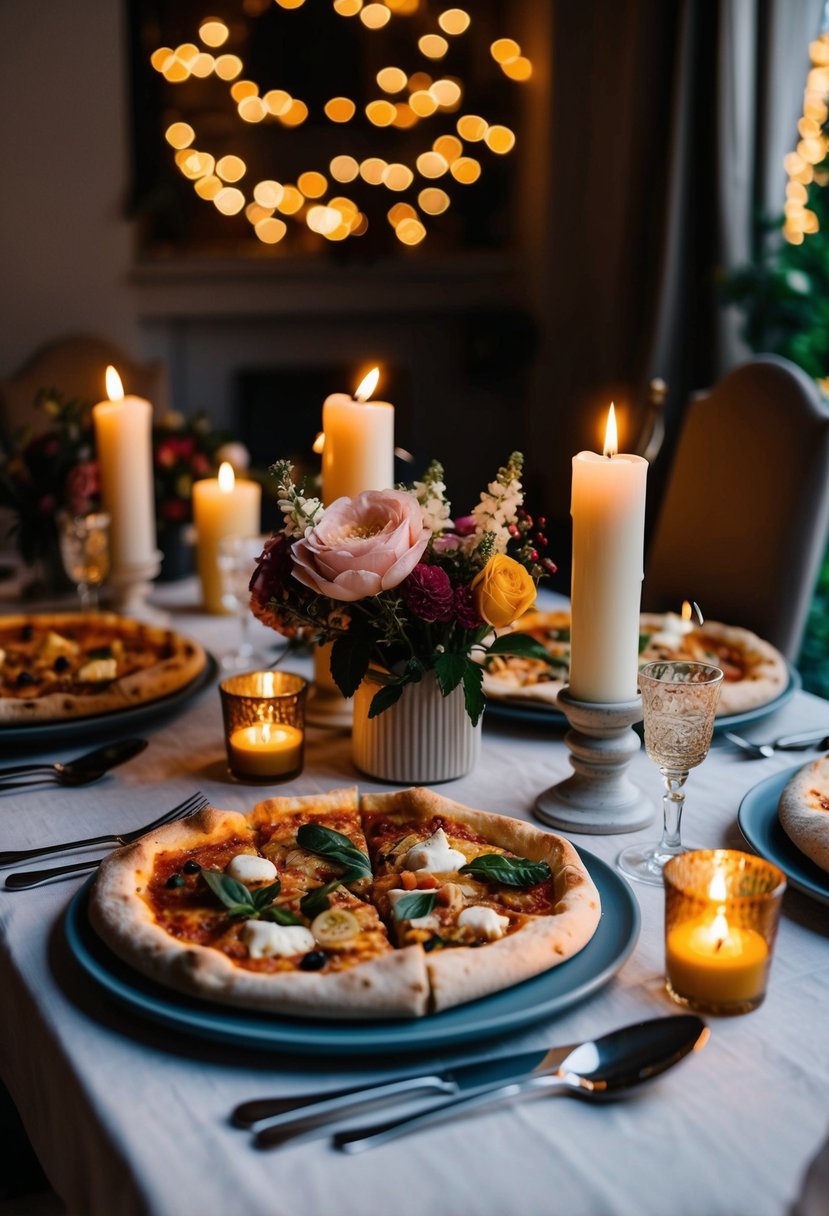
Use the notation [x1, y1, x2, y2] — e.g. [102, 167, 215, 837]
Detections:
[248, 1014, 706, 1151]
[724, 729, 829, 759]
[3, 792, 210, 888]
[331, 1014, 709, 1155]
[0, 738, 148, 789]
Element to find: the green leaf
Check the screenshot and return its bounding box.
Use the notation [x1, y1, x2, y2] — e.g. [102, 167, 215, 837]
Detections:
[260, 905, 305, 926]
[299, 878, 343, 919]
[392, 891, 437, 921]
[200, 868, 256, 913]
[330, 635, 372, 699]
[368, 682, 405, 718]
[638, 633, 652, 654]
[434, 651, 467, 696]
[224, 903, 258, 919]
[487, 633, 552, 664]
[459, 853, 551, 888]
[296, 823, 372, 878]
[252, 879, 282, 911]
[462, 659, 486, 726]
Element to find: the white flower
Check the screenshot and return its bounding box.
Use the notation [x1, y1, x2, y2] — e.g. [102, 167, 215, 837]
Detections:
[413, 476, 451, 534]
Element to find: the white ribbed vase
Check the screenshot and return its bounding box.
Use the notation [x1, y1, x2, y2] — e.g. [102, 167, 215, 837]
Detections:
[352, 673, 482, 784]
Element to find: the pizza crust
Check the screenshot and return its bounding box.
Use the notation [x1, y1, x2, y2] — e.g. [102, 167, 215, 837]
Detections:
[778, 755, 829, 873]
[0, 612, 207, 724]
[361, 788, 601, 1012]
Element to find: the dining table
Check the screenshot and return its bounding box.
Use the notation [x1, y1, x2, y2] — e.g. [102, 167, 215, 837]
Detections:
[1, 579, 828, 1216]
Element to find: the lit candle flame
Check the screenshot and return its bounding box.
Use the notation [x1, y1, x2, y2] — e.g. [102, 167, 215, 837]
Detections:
[682, 600, 693, 622]
[218, 461, 235, 492]
[105, 365, 124, 401]
[603, 402, 618, 458]
[312, 431, 325, 454]
[708, 870, 728, 902]
[354, 367, 380, 402]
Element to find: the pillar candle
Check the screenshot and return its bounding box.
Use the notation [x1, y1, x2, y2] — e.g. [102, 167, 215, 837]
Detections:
[92, 366, 157, 570]
[569, 404, 648, 703]
[321, 367, 394, 505]
[192, 462, 262, 613]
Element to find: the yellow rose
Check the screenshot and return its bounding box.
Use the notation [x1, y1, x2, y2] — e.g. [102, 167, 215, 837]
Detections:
[470, 555, 536, 628]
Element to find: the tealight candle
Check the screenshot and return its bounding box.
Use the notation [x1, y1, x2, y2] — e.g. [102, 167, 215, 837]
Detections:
[663, 850, 785, 1015]
[569, 404, 648, 703]
[219, 671, 307, 783]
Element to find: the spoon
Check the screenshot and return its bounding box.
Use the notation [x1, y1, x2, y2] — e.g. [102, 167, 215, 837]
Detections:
[332, 1014, 709, 1154]
[0, 738, 148, 788]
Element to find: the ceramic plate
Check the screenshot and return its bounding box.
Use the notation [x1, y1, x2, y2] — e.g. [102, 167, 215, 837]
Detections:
[738, 763, 829, 906]
[486, 666, 801, 733]
[64, 847, 640, 1057]
[0, 653, 218, 750]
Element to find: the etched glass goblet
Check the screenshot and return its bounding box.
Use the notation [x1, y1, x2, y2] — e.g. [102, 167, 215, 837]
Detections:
[217, 533, 270, 671]
[57, 511, 111, 611]
[617, 660, 723, 886]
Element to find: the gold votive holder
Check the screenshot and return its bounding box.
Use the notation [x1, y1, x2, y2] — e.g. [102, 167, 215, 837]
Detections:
[219, 671, 307, 783]
[663, 849, 786, 1016]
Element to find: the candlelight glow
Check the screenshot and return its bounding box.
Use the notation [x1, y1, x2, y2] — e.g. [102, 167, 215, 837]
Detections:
[355, 368, 380, 401]
[708, 870, 728, 903]
[603, 403, 618, 458]
[218, 462, 236, 492]
[682, 600, 693, 623]
[312, 431, 325, 454]
[105, 366, 124, 401]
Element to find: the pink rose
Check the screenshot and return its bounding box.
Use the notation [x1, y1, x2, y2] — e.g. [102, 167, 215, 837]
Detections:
[291, 490, 430, 602]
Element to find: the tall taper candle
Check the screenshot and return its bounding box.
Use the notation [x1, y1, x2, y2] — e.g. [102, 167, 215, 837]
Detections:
[569, 404, 648, 703]
[93, 366, 157, 570]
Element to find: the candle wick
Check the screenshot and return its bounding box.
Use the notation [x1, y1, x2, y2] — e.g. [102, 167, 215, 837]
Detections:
[714, 937, 725, 953]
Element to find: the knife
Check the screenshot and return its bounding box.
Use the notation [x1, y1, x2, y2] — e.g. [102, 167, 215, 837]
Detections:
[236, 1039, 580, 1149]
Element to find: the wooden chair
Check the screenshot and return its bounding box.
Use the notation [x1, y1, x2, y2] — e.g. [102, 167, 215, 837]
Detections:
[643, 355, 829, 661]
[0, 334, 168, 444]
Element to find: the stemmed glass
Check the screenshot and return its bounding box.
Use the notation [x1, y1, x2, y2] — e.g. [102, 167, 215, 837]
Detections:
[57, 511, 111, 611]
[217, 533, 270, 671]
[617, 660, 724, 886]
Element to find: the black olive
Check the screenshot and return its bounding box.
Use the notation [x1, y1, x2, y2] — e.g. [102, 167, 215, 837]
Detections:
[299, 950, 327, 971]
[183, 860, 200, 874]
[21, 625, 34, 642]
[53, 656, 71, 673]
[423, 936, 444, 953]
[165, 874, 186, 889]
[16, 671, 37, 687]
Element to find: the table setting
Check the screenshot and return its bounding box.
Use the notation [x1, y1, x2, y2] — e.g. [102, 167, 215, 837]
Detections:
[1, 367, 828, 1216]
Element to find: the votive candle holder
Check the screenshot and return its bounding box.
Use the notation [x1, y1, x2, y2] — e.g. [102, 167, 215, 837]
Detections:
[663, 849, 786, 1016]
[219, 671, 307, 783]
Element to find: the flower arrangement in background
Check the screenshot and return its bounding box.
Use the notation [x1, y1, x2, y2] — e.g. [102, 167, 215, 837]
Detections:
[250, 454, 556, 723]
[153, 411, 241, 528]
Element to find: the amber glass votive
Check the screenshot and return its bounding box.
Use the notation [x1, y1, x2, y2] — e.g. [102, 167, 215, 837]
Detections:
[219, 671, 307, 783]
[663, 849, 786, 1016]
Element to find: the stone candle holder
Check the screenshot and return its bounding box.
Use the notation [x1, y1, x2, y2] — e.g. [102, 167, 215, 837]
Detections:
[534, 687, 655, 835]
[107, 551, 166, 624]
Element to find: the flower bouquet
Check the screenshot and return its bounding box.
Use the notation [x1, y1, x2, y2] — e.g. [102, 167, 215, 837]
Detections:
[250, 453, 555, 726]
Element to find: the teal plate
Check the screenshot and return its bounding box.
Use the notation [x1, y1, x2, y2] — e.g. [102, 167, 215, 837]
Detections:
[63, 848, 639, 1057]
[738, 763, 829, 907]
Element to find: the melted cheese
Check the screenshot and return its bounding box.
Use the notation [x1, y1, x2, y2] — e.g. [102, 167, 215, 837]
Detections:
[77, 658, 117, 682]
[241, 920, 315, 959]
[458, 906, 509, 940]
[402, 828, 466, 874]
[41, 631, 79, 658]
[226, 854, 277, 884]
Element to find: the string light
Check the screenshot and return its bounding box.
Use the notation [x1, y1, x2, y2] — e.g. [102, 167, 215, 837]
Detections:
[152, 0, 530, 248]
[783, 31, 829, 243]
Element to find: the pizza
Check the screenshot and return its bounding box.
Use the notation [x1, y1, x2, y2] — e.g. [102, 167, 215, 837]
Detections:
[481, 610, 789, 716]
[0, 612, 208, 724]
[89, 786, 602, 1019]
[778, 754, 829, 873]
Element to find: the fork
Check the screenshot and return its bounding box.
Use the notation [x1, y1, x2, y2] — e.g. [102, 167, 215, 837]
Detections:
[2, 792, 210, 888]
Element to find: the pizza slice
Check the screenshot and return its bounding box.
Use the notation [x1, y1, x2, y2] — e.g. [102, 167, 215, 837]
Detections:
[89, 790, 429, 1018]
[778, 754, 829, 873]
[360, 788, 601, 1012]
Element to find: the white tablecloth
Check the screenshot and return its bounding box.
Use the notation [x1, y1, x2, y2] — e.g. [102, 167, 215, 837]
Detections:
[1, 584, 828, 1216]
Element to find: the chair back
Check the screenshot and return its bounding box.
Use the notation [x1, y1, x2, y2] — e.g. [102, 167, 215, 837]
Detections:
[643, 355, 829, 661]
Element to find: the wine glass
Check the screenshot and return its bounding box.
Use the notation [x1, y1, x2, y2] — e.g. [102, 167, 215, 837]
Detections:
[617, 660, 723, 886]
[57, 511, 111, 611]
[217, 533, 270, 671]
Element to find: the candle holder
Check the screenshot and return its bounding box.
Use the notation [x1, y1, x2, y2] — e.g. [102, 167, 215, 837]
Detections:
[107, 551, 167, 624]
[534, 687, 655, 834]
[663, 850, 786, 1016]
[219, 671, 308, 783]
[306, 644, 353, 729]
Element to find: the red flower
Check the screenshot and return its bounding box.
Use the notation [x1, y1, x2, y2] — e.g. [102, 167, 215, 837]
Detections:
[453, 584, 483, 630]
[64, 461, 100, 516]
[401, 563, 455, 623]
[250, 534, 301, 638]
[160, 499, 188, 522]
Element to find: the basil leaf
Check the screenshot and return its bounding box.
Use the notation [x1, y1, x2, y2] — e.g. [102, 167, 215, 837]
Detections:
[88, 646, 114, 660]
[299, 877, 343, 919]
[224, 903, 258, 919]
[252, 879, 282, 911]
[260, 906, 305, 926]
[296, 823, 372, 879]
[638, 633, 652, 654]
[200, 868, 256, 910]
[392, 891, 437, 921]
[458, 854, 551, 888]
